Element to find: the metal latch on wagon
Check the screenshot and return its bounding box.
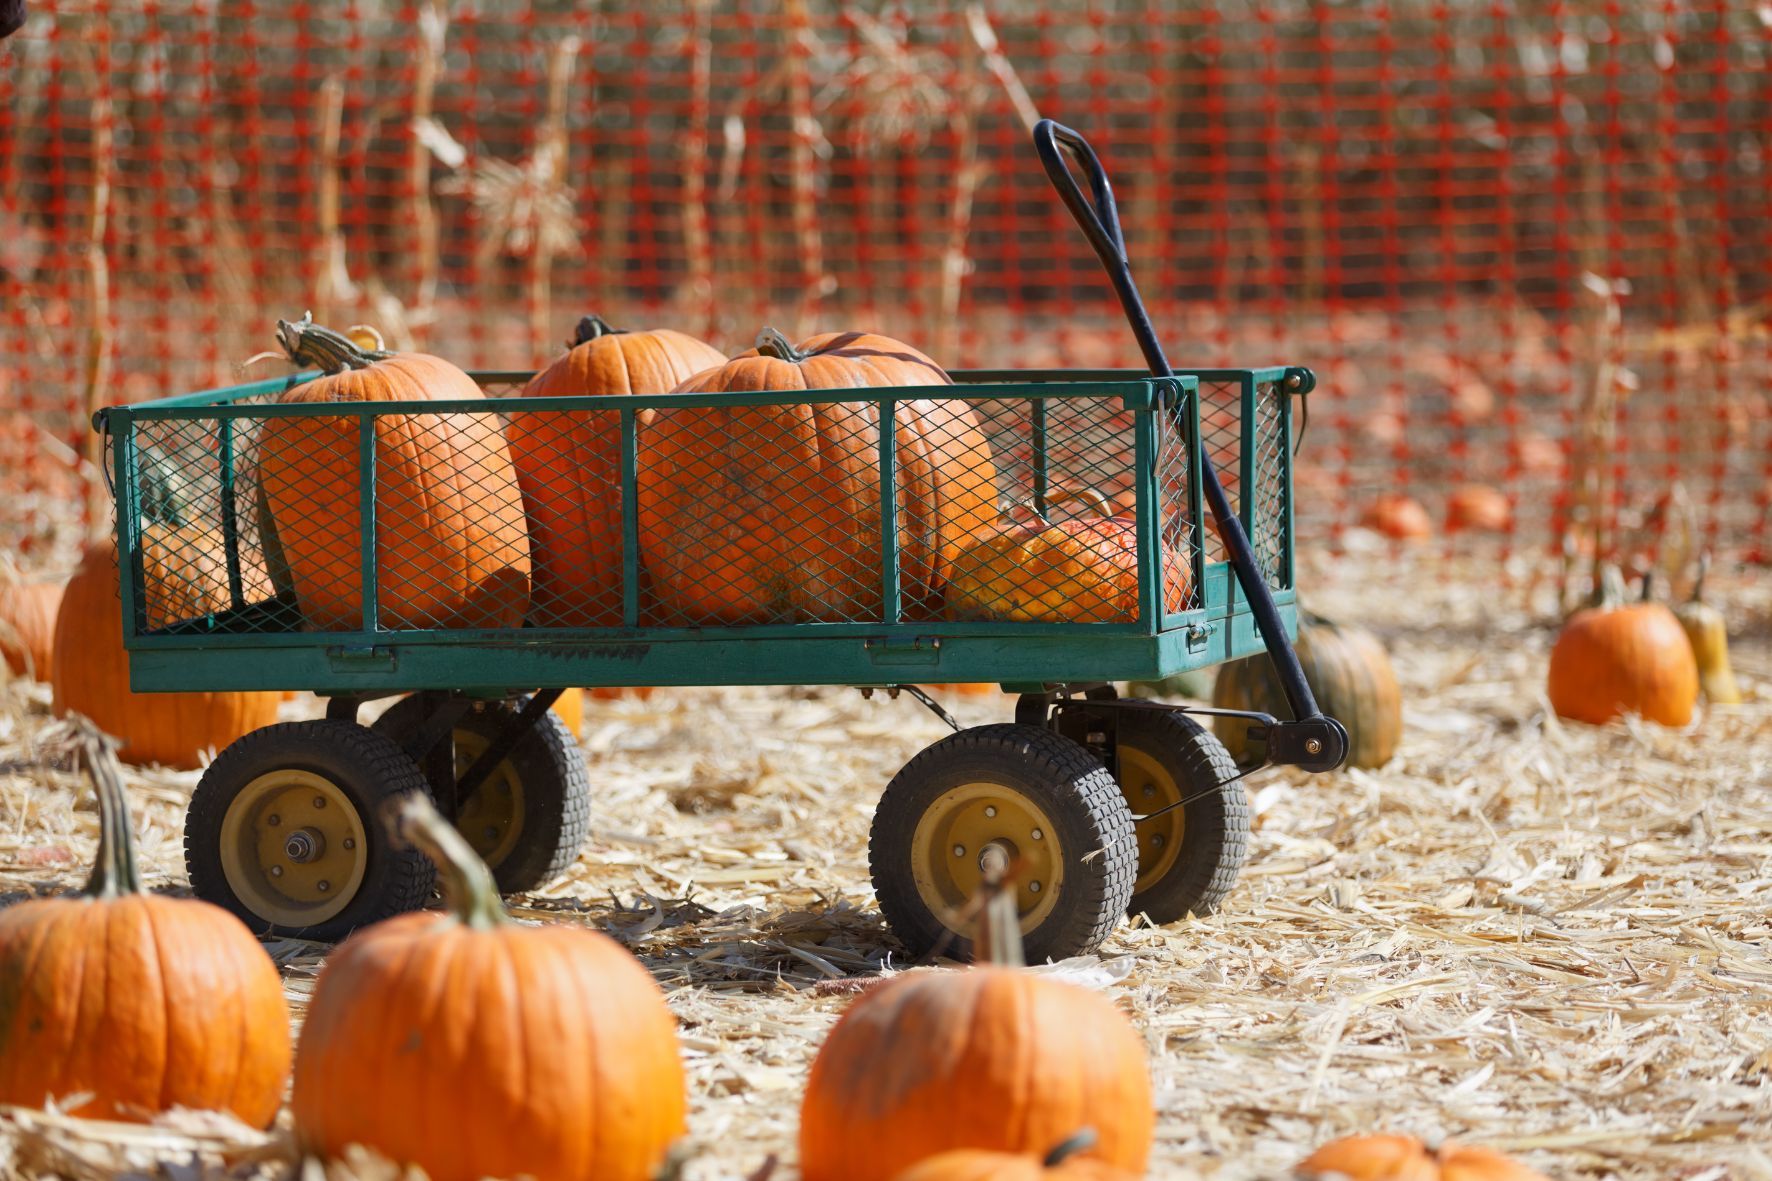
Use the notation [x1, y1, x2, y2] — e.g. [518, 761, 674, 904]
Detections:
[326, 645, 397, 672]
[864, 636, 943, 666]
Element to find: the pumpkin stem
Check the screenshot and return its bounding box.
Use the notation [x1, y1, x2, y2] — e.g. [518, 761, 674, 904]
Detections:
[1042, 1129, 1099, 1168]
[570, 314, 626, 348]
[973, 843, 1025, 967]
[1639, 569, 1654, 602]
[276, 312, 390, 373]
[75, 719, 142, 900]
[753, 326, 806, 363]
[1595, 563, 1626, 610]
[394, 793, 507, 931]
[1692, 551, 1711, 604]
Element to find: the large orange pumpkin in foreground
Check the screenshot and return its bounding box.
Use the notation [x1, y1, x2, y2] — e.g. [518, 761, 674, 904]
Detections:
[946, 491, 1190, 624]
[637, 328, 998, 625]
[259, 315, 531, 631]
[1547, 570, 1697, 727]
[509, 315, 727, 627]
[294, 795, 686, 1181]
[0, 721, 291, 1124]
[0, 558, 61, 680]
[799, 860, 1153, 1181]
[1298, 1134, 1548, 1181]
[893, 1132, 1141, 1181]
[52, 544, 280, 769]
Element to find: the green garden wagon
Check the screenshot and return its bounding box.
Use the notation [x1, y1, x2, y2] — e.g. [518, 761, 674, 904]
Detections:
[95, 122, 1346, 962]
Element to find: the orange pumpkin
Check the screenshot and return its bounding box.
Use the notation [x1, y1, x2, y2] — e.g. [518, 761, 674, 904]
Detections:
[293, 794, 686, 1181]
[799, 860, 1153, 1181]
[0, 558, 62, 680]
[637, 328, 998, 625]
[52, 545, 281, 769]
[1548, 569, 1697, 727]
[946, 492, 1189, 624]
[258, 315, 531, 631]
[509, 315, 727, 627]
[586, 685, 656, 700]
[549, 686, 584, 736]
[1298, 1134, 1548, 1181]
[139, 520, 277, 630]
[893, 1132, 1140, 1181]
[0, 720, 291, 1125]
[1360, 494, 1433, 542]
[1445, 485, 1511, 534]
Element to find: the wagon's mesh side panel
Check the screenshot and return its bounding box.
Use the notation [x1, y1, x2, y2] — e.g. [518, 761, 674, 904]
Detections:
[128, 399, 300, 635]
[1196, 378, 1242, 570]
[1154, 399, 1203, 614]
[1251, 381, 1291, 589]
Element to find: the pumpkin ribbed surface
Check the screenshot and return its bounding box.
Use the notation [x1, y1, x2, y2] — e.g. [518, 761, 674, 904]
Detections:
[258, 320, 531, 631]
[946, 514, 1188, 624]
[52, 545, 280, 769]
[637, 330, 997, 625]
[0, 573, 61, 680]
[798, 967, 1153, 1181]
[508, 317, 726, 626]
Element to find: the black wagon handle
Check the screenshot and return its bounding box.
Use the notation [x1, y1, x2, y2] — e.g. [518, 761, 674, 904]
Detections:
[1033, 118, 1348, 773]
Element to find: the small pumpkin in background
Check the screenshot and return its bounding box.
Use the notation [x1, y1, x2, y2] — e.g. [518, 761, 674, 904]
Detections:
[893, 1131, 1141, 1181]
[799, 855, 1153, 1181]
[509, 315, 727, 627]
[53, 544, 281, 769]
[293, 794, 686, 1181]
[258, 315, 532, 631]
[1298, 1134, 1548, 1181]
[1360, 493, 1433, 542]
[638, 328, 997, 625]
[586, 685, 658, 701]
[1547, 566, 1697, 727]
[0, 556, 62, 680]
[1675, 553, 1741, 706]
[0, 720, 291, 1125]
[548, 687, 585, 736]
[947, 490, 1190, 625]
[1213, 614, 1402, 770]
[1444, 484, 1511, 534]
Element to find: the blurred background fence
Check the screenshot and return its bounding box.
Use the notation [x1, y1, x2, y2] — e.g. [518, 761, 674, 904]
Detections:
[2, 0, 1768, 576]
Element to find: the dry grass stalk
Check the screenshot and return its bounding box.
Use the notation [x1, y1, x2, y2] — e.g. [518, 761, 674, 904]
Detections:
[1559, 273, 1627, 615]
[71, 17, 113, 535]
[782, 0, 833, 323]
[310, 75, 355, 327]
[406, 0, 446, 343]
[679, 0, 717, 340]
[528, 36, 582, 358]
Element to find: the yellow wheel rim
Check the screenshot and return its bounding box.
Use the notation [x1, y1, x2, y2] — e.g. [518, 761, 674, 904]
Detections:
[218, 771, 368, 926]
[909, 782, 1065, 939]
[1119, 742, 1185, 896]
[451, 731, 524, 869]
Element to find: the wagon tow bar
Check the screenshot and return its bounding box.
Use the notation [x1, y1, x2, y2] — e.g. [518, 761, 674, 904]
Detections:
[1033, 117, 1349, 774]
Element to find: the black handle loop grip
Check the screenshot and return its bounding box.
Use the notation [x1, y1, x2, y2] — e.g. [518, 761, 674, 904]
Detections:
[1033, 118, 1346, 772]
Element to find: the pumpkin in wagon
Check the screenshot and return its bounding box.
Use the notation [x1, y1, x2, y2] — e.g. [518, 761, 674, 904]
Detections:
[0, 720, 291, 1125]
[293, 794, 686, 1181]
[637, 328, 997, 625]
[1298, 1134, 1548, 1181]
[799, 856, 1153, 1181]
[257, 315, 531, 631]
[508, 315, 727, 627]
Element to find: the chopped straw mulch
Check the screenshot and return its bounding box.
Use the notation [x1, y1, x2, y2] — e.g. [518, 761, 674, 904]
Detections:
[1, 553, 1768, 1181]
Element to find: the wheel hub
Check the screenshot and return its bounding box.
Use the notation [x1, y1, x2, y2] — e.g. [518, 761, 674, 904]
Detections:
[218, 770, 368, 926]
[1119, 743, 1186, 895]
[910, 782, 1065, 937]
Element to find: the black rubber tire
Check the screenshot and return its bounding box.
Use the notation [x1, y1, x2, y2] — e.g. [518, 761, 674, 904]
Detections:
[186, 720, 436, 941]
[1116, 709, 1249, 924]
[869, 723, 1137, 964]
[373, 694, 590, 894]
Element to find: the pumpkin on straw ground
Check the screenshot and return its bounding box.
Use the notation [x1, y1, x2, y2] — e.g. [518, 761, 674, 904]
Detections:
[1361, 494, 1433, 542]
[293, 794, 686, 1181]
[509, 314, 726, 627]
[1298, 1134, 1549, 1181]
[1547, 568, 1697, 727]
[0, 720, 291, 1125]
[799, 853, 1153, 1181]
[258, 315, 531, 631]
[0, 555, 61, 680]
[637, 328, 997, 625]
[52, 544, 281, 769]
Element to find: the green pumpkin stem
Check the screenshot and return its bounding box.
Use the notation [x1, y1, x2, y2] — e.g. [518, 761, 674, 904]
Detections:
[77, 720, 141, 900]
[395, 793, 507, 931]
[973, 843, 1024, 967]
[753, 326, 806, 364]
[1042, 1129, 1100, 1168]
[570, 314, 626, 348]
[275, 312, 388, 373]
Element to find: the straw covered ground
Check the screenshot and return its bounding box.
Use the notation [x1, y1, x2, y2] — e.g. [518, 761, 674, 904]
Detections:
[1, 552, 1768, 1181]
